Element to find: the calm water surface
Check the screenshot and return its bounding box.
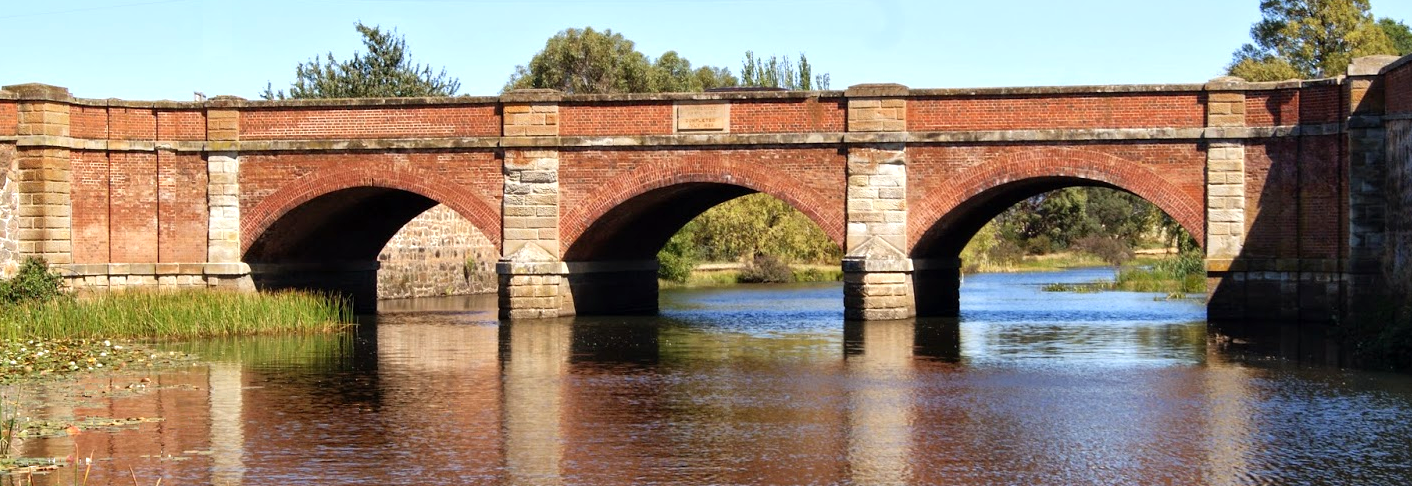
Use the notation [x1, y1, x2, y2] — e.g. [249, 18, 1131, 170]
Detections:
[9, 268, 1412, 485]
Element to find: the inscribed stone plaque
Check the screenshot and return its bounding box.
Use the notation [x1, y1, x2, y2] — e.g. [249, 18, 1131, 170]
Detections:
[675, 103, 729, 132]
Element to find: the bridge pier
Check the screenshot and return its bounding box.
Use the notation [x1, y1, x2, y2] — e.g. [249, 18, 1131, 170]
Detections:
[912, 258, 962, 317]
[842, 85, 915, 320]
[563, 261, 659, 315]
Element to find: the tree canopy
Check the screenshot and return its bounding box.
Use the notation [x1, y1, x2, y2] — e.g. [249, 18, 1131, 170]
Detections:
[1227, 0, 1400, 81]
[262, 22, 460, 100]
[740, 51, 831, 90]
[504, 27, 828, 94]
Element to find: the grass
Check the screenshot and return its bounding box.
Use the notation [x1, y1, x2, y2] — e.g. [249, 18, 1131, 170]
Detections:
[1040, 252, 1207, 296]
[660, 263, 843, 289]
[966, 251, 1111, 273]
[0, 289, 353, 341]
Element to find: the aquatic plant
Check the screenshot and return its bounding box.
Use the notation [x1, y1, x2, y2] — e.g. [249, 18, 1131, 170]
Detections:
[0, 290, 353, 341]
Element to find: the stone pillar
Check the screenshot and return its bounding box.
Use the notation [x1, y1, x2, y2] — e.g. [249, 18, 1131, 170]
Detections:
[6, 84, 73, 266]
[1204, 78, 1248, 321]
[1346, 56, 1400, 322]
[204, 100, 253, 290]
[498, 89, 567, 320]
[843, 84, 914, 320]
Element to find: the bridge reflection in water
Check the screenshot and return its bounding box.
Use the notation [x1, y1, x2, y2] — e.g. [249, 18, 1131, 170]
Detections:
[12, 278, 1412, 485]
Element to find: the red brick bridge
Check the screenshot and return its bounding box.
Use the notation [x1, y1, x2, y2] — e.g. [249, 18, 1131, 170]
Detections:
[4, 54, 1411, 322]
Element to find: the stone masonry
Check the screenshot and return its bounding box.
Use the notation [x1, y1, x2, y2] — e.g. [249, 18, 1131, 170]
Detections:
[843, 84, 914, 320]
[377, 204, 497, 300]
[10, 84, 73, 266]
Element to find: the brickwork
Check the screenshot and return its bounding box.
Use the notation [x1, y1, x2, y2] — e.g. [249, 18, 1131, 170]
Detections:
[1387, 119, 1412, 298]
[557, 148, 847, 253]
[0, 101, 16, 136]
[908, 144, 1207, 251]
[238, 152, 503, 253]
[730, 98, 845, 133]
[909, 93, 1204, 131]
[560, 103, 671, 136]
[241, 105, 499, 140]
[7, 58, 1411, 323]
[1245, 90, 1300, 127]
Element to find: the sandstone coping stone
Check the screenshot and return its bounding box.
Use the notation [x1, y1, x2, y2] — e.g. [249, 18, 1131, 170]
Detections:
[845, 84, 909, 97]
[1349, 55, 1401, 76]
[501, 89, 563, 103]
[2, 84, 71, 101]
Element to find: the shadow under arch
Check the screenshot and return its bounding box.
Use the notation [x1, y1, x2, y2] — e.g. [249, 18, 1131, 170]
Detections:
[242, 166, 501, 313]
[558, 175, 843, 315]
[909, 148, 1205, 317]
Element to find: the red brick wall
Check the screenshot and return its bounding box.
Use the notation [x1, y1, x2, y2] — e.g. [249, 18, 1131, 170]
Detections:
[158, 152, 208, 262]
[1243, 139, 1300, 259]
[1298, 85, 1343, 123]
[557, 148, 847, 251]
[1388, 61, 1412, 115]
[239, 151, 502, 253]
[158, 110, 206, 141]
[70, 105, 108, 139]
[109, 108, 156, 140]
[908, 93, 1204, 131]
[0, 101, 15, 136]
[109, 151, 158, 263]
[240, 105, 499, 140]
[908, 143, 1206, 249]
[1246, 90, 1300, 127]
[731, 98, 845, 133]
[1299, 135, 1343, 259]
[71, 150, 110, 263]
[559, 103, 673, 136]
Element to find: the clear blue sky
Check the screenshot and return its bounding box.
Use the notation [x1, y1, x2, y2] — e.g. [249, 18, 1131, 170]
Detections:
[4, 0, 1412, 100]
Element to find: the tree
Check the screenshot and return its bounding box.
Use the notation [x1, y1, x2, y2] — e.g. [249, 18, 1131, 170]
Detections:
[740, 51, 831, 90]
[1227, 0, 1396, 81]
[1380, 17, 1412, 55]
[504, 27, 657, 94]
[262, 23, 459, 99]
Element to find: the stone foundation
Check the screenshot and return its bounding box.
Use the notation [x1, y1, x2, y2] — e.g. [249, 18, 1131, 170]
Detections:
[377, 204, 498, 300]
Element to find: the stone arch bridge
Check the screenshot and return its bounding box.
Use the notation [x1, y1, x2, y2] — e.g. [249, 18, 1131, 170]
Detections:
[4, 54, 1412, 322]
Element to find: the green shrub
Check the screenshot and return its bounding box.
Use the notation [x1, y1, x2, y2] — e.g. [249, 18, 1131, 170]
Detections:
[1075, 235, 1133, 267]
[737, 255, 792, 283]
[0, 257, 64, 306]
[657, 249, 697, 283]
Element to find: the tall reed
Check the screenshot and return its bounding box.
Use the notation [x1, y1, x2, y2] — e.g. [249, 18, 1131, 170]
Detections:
[0, 290, 352, 341]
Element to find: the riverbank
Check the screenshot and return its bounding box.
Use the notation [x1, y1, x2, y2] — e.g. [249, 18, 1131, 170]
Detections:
[659, 263, 843, 289]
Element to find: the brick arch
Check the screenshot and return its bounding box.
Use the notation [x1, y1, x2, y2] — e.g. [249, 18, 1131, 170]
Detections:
[561, 163, 844, 259]
[242, 163, 501, 256]
[910, 147, 1204, 257]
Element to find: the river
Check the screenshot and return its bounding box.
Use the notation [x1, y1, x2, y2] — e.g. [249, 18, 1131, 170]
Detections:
[7, 268, 1412, 485]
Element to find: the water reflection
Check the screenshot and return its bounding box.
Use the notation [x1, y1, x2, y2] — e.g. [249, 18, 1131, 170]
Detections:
[6, 274, 1412, 485]
[845, 320, 917, 485]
